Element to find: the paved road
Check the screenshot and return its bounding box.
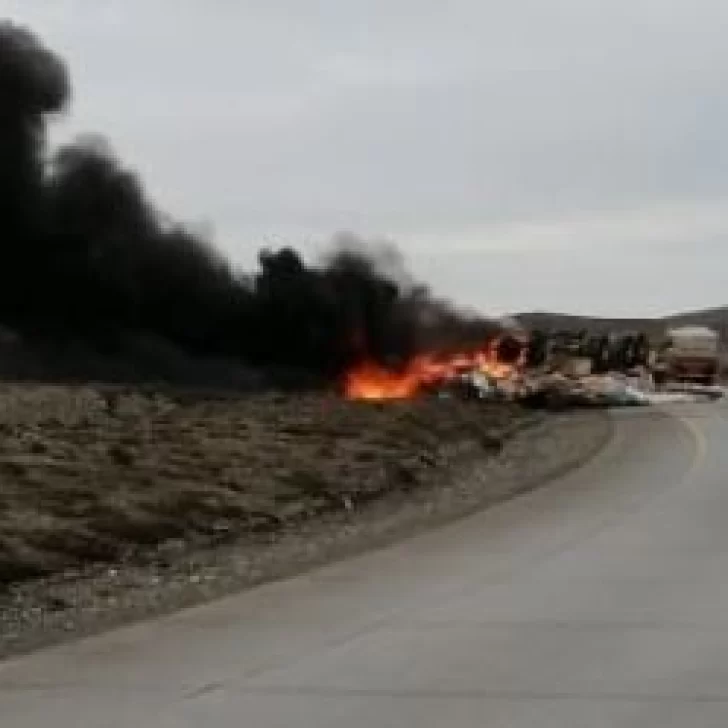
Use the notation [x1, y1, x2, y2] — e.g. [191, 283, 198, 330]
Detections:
[3, 403, 728, 726]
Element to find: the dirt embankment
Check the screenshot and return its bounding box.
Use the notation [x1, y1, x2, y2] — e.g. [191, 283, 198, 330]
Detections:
[0, 385, 610, 658]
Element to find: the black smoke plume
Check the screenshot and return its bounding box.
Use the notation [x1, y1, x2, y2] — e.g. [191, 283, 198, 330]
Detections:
[0, 22, 503, 387]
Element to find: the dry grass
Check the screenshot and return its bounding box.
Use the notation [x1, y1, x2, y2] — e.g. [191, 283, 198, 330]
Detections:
[0, 385, 533, 587]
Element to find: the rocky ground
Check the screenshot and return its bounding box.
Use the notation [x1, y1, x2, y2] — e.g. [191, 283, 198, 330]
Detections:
[0, 384, 611, 658]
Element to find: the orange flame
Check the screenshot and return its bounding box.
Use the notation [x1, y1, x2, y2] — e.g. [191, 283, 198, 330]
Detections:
[344, 338, 524, 401]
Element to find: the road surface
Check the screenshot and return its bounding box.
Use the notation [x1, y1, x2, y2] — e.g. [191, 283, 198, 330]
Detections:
[2, 403, 728, 727]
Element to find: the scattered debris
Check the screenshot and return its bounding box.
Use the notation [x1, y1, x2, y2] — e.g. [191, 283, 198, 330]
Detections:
[443, 359, 723, 411]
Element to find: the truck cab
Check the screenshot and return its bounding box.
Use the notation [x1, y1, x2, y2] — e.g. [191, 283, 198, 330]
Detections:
[657, 326, 719, 386]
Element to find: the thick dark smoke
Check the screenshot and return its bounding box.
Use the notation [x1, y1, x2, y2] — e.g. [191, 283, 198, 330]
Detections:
[0, 22, 503, 387]
[0, 22, 69, 322]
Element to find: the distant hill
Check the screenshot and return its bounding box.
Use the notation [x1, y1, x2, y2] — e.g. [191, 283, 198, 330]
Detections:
[515, 305, 728, 342]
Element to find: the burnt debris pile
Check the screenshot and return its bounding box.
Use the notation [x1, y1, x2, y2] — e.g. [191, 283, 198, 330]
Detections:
[0, 22, 501, 387]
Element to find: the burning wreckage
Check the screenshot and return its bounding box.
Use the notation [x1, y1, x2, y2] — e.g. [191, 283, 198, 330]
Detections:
[343, 328, 725, 408]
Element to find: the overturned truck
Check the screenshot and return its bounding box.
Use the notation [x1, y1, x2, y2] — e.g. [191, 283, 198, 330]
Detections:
[526, 329, 651, 374]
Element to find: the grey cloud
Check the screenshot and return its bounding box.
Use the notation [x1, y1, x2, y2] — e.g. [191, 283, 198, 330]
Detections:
[6, 0, 728, 315]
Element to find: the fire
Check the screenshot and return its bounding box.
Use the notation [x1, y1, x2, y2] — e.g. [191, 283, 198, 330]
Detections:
[344, 338, 524, 401]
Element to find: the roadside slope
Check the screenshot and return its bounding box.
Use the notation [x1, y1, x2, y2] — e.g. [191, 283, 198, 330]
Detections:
[0, 387, 609, 659]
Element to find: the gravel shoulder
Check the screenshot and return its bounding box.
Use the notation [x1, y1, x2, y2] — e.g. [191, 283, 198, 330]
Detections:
[0, 387, 611, 659]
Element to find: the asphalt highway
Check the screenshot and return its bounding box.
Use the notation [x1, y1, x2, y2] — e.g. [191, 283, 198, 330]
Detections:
[3, 403, 728, 727]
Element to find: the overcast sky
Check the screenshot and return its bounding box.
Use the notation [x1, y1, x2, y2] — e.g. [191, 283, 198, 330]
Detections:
[5, 0, 728, 316]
